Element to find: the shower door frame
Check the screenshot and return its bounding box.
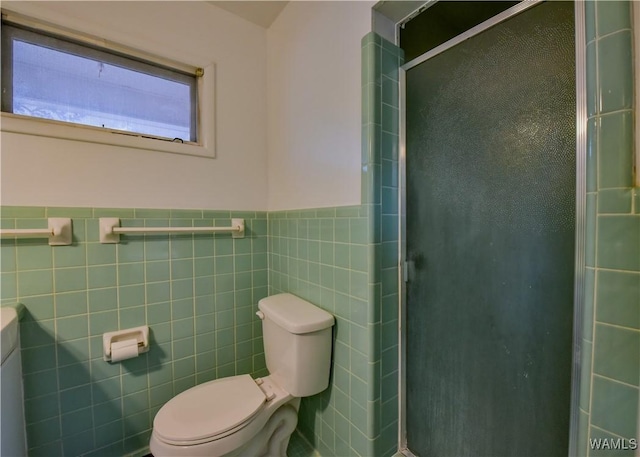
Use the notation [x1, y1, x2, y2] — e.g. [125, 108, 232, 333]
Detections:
[396, 1, 587, 455]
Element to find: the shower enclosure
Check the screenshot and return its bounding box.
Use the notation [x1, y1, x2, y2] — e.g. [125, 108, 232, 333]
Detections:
[399, 2, 584, 456]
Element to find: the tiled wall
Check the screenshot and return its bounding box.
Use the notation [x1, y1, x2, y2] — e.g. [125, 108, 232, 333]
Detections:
[362, 32, 404, 457]
[269, 206, 375, 456]
[0, 207, 269, 457]
[579, 1, 639, 455]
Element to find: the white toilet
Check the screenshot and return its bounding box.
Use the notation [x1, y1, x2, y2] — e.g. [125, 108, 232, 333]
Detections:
[149, 293, 335, 457]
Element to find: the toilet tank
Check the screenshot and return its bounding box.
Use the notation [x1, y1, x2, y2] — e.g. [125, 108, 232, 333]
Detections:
[258, 294, 334, 397]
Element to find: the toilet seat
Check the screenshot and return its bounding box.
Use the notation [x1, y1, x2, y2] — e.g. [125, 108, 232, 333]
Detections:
[150, 375, 296, 457]
[153, 374, 267, 446]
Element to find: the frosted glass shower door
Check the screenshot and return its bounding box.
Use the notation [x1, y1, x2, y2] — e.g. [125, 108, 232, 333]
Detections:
[404, 2, 576, 456]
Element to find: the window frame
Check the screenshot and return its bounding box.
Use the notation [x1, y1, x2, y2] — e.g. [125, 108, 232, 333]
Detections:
[0, 10, 216, 159]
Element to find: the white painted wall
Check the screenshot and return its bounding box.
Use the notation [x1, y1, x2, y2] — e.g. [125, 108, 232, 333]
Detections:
[266, 1, 373, 211]
[1, 1, 374, 211]
[1, 1, 268, 210]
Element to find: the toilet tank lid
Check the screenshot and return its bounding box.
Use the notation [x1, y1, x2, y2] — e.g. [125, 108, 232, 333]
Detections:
[258, 294, 334, 334]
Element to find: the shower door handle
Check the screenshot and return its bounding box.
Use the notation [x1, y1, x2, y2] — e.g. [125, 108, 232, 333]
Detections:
[403, 259, 417, 282]
[405, 252, 424, 283]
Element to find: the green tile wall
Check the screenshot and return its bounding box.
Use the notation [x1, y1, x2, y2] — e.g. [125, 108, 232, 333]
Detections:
[268, 206, 375, 457]
[363, 32, 404, 457]
[1, 207, 269, 457]
[580, 1, 639, 456]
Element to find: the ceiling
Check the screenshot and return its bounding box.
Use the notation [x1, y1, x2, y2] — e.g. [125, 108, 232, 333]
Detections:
[373, 1, 428, 24]
[207, 1, 289, 28]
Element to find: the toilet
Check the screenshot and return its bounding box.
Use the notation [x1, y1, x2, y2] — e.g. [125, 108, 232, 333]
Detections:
[149, 293, 335, 457]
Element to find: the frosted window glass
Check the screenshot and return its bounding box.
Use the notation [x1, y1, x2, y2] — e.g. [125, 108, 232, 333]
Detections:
[2, 24, 195, 142]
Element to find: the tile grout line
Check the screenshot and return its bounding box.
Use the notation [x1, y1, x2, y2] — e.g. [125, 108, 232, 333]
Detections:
[85, 219, 98, 453]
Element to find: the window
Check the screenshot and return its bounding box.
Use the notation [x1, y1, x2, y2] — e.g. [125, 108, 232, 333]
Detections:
[2, 19, 200, 145]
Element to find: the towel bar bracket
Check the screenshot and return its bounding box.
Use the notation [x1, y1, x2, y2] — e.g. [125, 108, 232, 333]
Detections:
[99, 218, 121, 244]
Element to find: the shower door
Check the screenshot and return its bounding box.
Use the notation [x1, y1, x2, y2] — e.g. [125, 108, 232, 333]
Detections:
[403, 2, 576, 456]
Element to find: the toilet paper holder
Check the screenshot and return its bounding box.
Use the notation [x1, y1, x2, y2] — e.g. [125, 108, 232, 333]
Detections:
[103, 326, 149, 362]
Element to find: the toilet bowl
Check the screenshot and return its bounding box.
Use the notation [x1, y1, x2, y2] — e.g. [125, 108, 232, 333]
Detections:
[150, 293, 334, 457]
[150, 375, 300, 456]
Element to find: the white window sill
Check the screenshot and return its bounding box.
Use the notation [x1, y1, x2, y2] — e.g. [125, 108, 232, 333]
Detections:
[1, 112, 215, 159]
